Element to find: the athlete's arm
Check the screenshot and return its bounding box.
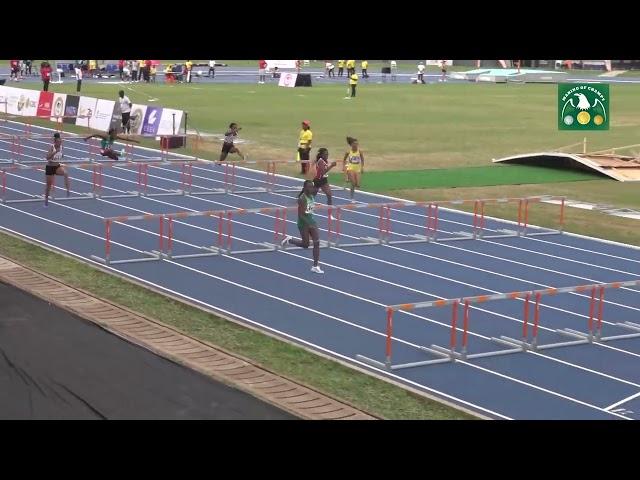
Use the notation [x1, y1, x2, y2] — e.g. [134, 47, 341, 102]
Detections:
[360, 151, 365, 173]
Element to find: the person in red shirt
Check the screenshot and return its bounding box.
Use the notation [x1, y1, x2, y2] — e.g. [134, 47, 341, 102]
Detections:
[9, 60, 19, 81]
[258, 59, 267, 84]
[312, 147, 337, 207]
[40, 62, 52, 91]
[118, 59, 125, 80]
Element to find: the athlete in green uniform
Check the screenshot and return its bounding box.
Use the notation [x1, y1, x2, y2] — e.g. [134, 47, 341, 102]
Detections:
[281, 179, 323, 274]
[84, 128, 138, 160]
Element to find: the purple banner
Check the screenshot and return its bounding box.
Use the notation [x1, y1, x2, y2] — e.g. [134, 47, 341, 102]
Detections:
[141, 106, 163, 136]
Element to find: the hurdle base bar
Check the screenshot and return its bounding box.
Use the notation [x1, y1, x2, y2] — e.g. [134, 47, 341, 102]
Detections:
[152, 247, 221, 260]
[4, 193, 94, 204]
[140, 190, 184, 198]
[428, 344, 464, 361]
[525, 230, 562, 238]
[90, 251, 161, 265]
[355, 354, 391, 370]
[188, 189, 227, 196]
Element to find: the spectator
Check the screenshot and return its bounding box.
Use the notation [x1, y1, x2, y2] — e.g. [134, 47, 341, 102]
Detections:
[346, 59, 356, 76]
[144, 59, 152, 82]
[89, 59, 97, 77]
[164, 64, 174, 83]
[118, 59, 125, 80]
[208, 60, 216, 78]
[258, 59, 267, 84]
[40, 62, 52, 91]
[349, 71, 358, 98]
[337, 59, 345, 77]
[272, 66, 280, 79]
[9, 60, 19, 81]
[131, 60, 139, 82]
[150, 64, 157, 83]
[327, 62, 335, 78]
[417, 62, 425, 83]
[185, 60, 193, 83]
[361, 60, 369, 78]
[440, 60, 447, 82]
[297, 120, 313, 175]
[118, 90, 132, 135]
[25, 59, 33, 76]
[75, 62, 83, 92]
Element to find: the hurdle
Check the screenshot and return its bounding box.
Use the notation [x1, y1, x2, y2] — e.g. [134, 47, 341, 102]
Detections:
[88, 195, 568, 263]
[0, 159, 215, 203]
[356, 279, 640, 370]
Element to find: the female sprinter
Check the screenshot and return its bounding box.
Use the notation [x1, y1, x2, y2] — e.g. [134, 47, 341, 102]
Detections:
[343, 137, 365, 201]
[281, 179, 324, 274]
[44, 133, 70, 206]
[84, 128, 138, 160]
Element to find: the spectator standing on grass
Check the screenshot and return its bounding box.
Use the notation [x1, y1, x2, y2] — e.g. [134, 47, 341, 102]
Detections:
[144, 59, 152, 82]
[208, 60, 216, 78]
[349, 71, 358, 98]
[337, 59, 345, 77]
[440, 60, 447, 82]
[417, 62, 425, 83]
[74, 62, 83, 92]
[297, 120, 313, 175]
[40, 62, 52, 91]
[9, 60, 19, 81]
[25, 59, 33, 76]
[258, 59, 267, 84]
[327, 62, 335, 77]
[361, 60, 369, 78]
[150, 64, 157, 83]
[118, 59, 125, 80]
[346, 59, 356, 76]
[131, 60, 138, 82]
[118, 90, 132, 135]
[185, 60, 193, 83]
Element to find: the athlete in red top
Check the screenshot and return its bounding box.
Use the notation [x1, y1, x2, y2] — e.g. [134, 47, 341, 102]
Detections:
[312, 147, 337, 207]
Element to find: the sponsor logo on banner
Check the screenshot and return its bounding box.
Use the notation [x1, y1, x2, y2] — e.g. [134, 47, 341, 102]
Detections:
[64, 95, 80, 124]
[37, 91, 54, 117]
[279, 73, 298, 88]
[157, 109, 183, 135]
[130, 104, 147, 135]
[141, 106, 163, 136]
[2, 86, 26, 115]
[51, 93, 67, 122]
[558, 83, 609, 130]
[76, 96, 97, 128]
[94, 99, 116, 132]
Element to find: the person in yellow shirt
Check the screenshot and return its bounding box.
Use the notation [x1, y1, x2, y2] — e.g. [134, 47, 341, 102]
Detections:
[337, 59, 345, 77]
[361, 60, 369, 78]
[185, 60, 193, 83]
[164, 64, 174, 83]
[349, 72, 358, 98]
[343, 137, 365, 201]
[297, 120, 313, 174]
[346, 59, 356, 76]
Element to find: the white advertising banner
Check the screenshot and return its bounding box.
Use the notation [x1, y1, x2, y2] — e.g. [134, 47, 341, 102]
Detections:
[426, 60, 453, 66]
[278, 72, 298, 88]
[267, 60, 297, 70]
[157, 108, 184, 136]
[76, 96, 97, 128]
[93, 99, 116, 132]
